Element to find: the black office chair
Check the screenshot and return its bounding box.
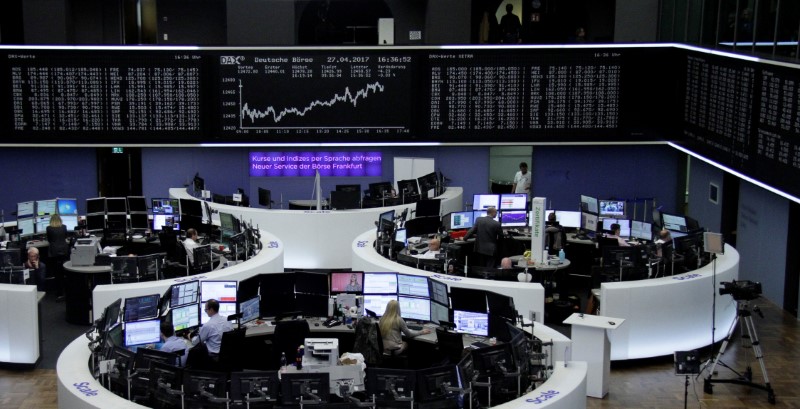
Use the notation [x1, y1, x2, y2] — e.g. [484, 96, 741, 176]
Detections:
[218, 328, 247, 373]
[272, 320, 310, 369]
[258, 187, 274, 209]
[435, 328, 464, 365]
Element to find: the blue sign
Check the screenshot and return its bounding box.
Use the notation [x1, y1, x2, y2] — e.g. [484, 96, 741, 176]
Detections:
[525, 389, 559, 404]
[73, 381, 99, 397]
[673, 273, 702, 281]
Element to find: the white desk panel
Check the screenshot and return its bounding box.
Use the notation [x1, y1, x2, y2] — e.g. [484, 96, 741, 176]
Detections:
[170, 187, 463, 269]
[491, 361, 587, 409]
[0, 284, 39, 364]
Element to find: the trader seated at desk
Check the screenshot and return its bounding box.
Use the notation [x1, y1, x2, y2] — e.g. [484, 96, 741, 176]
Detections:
[183, 228, 201, 264]
[414, 237, 442, 259]
[607, 223, 630, 247]
[379, 300, 431, 354]
[194, 299, 233, 361]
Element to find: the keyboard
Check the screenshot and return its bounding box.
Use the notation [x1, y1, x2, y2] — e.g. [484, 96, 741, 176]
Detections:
[408, 324, 424, 331]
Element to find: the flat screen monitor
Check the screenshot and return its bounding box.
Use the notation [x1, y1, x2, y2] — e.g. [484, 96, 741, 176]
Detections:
[453, 310, 489, 337]
[240, 296, 260, 324]
[415, 199, 441, 217]
[430, 280, 448, 306]
[294, 271, 328, 296]
[397, 274, 430, 298]
[363, 273, 398, 294]
[219, 213, 235, 232]
[362, 294, 397, 317]
[417, 366, 459, 402]
[152, 198, 179, 215]
[200, 302, 236, 325]
[417, 172, 438, 191]
[17, 201, 34, 218]
[631, 221, 653, 241]
[366, 368, 416, 401]
[127, 196, 147, 213]
[377, 210, 395, 234]
[106, 214, 127, 232]
[171, 280, 200, 308]
[580, 195, 599, 214]
[201, 280, 237, 303]
[399, 296, 431, 321]
[130, 213, 149, 230]
[472, 343, 516, 377]
[35, 215, 51, 233]
[295, 293, 329, 318]
[57, 198, 78, 215]
[102, 298, 122, 332]
[335, 184, 361, 193]
[601, 218, 631, 237]
[106, 197, 128, 213]
[123, 294, 161, 322]
[86, 197, 106, 214]
[123, 319, 161, 347]
[368, 181, 393, 198]
[472, 194, 499, 210]
[171, 303, 200, 331]
[193, 175, 205, 192]
[184, 370, 228, 404]
[61, 215, 79, 231]
[599, 199, 625, 217]
[486, 292, 516, 322]
[193, 245, 213, 273]
[394, 228, 407, 245]
[544, 210, 582, 229]
[500, 210, 527, 227]
[661, 212, 688, 233]
[330, 190, 361, 210]
[430, 301, 449, 324]
[86, 214, 105, 231]
[331, 272, 363, 294]
[0, 249, 22, 267]
[449, 287, 486, 313]
[230, 371, 280, 403]
[17, 218, 34, 237]
[36, 199, 56, 216]
[259, 273, 296, 318]
[179, 198, 203, 218]
[581, 212, 599, 232]
[152, 214, 179, 231]
[499, 193, 527, 210]
[449, 211, 474, 230]
[472, 210, 499, 222]
[397, 179, 419, 196]
[281, 373, 330, 405]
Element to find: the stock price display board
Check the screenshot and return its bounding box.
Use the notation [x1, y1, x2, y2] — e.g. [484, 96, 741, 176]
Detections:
[680, 49, 800, 199]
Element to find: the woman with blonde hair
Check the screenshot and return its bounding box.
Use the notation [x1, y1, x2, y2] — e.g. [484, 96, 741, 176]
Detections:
[378, 300, 430, 354]
[47, 214, 69, 299]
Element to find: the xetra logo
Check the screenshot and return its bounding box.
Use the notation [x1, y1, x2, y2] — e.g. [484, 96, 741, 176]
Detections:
[431, 274, 462, 282]
[73, 381, 99, 397]
[220, 56, 244, 65]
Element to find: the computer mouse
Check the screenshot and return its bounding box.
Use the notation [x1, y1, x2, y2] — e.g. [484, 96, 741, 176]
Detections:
[608, 321, 616, 325]
[347, 324, 353, 329]
[314, 323, 320, 327]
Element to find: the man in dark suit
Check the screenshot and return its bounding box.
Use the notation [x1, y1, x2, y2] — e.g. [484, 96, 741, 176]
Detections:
[463, 206, 502, 267]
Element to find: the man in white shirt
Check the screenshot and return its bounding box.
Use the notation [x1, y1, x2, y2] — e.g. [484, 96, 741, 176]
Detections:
[183, 228, 200, 265]
[196, 299, 233, 360]
[418, 237, 441, 259]
[512, 162, 531, 195]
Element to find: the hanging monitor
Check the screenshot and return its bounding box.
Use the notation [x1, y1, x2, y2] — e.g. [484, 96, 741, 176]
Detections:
[35, 199, 56, 216]
[499, 193, 527, 210]
[580, 195, 599, 214]
[599, 199, 625, 218]
[86, 197, 106, 214]
[106, 197, 128, 214]
[472, 194, 499, 210]
[57, 198, 79, 215]
[16, 201, 34, 218]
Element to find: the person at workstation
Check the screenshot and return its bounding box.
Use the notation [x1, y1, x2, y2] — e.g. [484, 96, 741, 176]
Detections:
[512, 162, 531, 195]
[159, 321, 190, 366]
[196, 299, 233, 361]
[46, 214, 69, 300]
[655, 229, 673, 258]
[544, 212, 566, 255]
[379, 299, 431, 354]
[500, 257, 514, 269]
[462, 207, 502, 267]
[418, 237, 442, 259]
[24, 247, 47, 291]
[345, 273, 361, 292]
[183, 228, 201, 265]
[607, 223, 630, 247]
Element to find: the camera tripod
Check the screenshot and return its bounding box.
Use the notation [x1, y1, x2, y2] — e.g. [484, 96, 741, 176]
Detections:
[702, 299, 775, 404]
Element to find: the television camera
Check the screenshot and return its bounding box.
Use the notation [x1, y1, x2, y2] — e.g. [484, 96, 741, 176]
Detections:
[719, 280, 762, 301]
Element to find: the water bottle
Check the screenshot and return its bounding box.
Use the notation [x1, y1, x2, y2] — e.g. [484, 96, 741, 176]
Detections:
[280, 352, 287, 371]
[558, 248, 565, 262]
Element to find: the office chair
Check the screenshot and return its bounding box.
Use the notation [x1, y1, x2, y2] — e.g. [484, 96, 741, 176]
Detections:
[375, 322, 408, 369]
[258, 188, 274, 209]
[218, 328, 247, 373]
[272, 320, 310, 369]
[435, 328, 464, 365]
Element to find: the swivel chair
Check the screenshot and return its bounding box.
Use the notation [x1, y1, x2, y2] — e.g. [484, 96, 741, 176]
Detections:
[375, 322, 408, 369]
[435, 328, 464, 365]
[271, 320, 310, 369]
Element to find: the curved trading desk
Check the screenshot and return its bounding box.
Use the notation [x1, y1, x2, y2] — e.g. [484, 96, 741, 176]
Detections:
[0, 284, 40, 365]
[170, 187, 463, 269]
[600, 244, 739, 360]
[91, 230, 284, 321]
[351, 229, 546, 327]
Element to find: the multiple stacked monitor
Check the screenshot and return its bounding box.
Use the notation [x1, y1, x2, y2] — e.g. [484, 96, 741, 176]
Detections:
[12, 198, 79, 238]
[329, 171, 444, 210]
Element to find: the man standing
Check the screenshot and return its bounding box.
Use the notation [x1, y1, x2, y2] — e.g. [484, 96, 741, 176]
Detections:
[463, 207, 502, 267]
[197, 299, 232, 361]
[512, 162, 531, 195]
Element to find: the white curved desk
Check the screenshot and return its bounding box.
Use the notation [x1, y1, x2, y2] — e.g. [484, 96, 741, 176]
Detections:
[170, 187, 463, 269]
[600, 244, 739, 360]
[351, 229, 546, 326]
[92, 230, 284, 321]
[0, 284, 40, 364]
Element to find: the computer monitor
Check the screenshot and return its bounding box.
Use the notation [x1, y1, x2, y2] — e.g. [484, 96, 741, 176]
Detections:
[127, 196, 147, 213]
[472, 210, 499, 222]
[457, 353, 476, 387]
[472, 194, 500, 210]
[580, 195, 599, 214]
[148, 361, 184, 401]
[449, 211, 474, 230]
[171, 303, 200, 331]
[500, 210, 527, 227]
[417, 172, 439, 192]
[581, 212, 599, 232]
[362, 294, 397, 317]
[35, 215, 51, 233]
[184, 369, 228, 405]
[36, 199, 56, 216]
[152, 214, 179, 231]
[294, 271, 328, 296]
[281, 373, 330, 405]
[363, 272, 398, 294]
[366, 368, 416, 401]
[106, 214, 127, 232]
[239, 296, 260, 325]
[453, 310, 489, 337]
[137, 253, 163, 280]
[544, 210, 581, 229]
[86, 214, 105, 231]
[499, 193, 527, 210]
[399, 296, 431, 321]
[661, 212, 688, 233]
[152, 198, 179, 215]
[200, 302, 236, 325]
[330, 190, 361, 210]
[599, 199, 625, 218]
[368, 181, 393, 198]
[259, 273, 296, 318]
[101, 298, 122, 332]
[193, 245, 213, 273]
[57, 198, 78, 215]
[377, 210, 395, 235]
[16, 201, 34, 218]
[335, 184, 361, 193]
[170, 280, 199, 308]
[449, 287, 487, 313]
[397, 179, 419, 196]
[201, 280, 237, 303]
[123, 319, 161, 347]
[431, 301, 449, 324]
[417, 366, 459, 402]
[130, 213, 149, 230]
[86, 197, 106, 214]
[472, 343, 516, 378]
[602, 218, 631, 237]
[295, 293, 329, 318]
[0, 249, 21, 267]
[230, 371, 280, 403]
[123, 294, 161, 322]
[218, 213, 235, 232]
[17, 218, 34, 237]
[631, 221, 653, 241]
[415, 199, 441, 217]
[397, 274, 429, 298]
[486, 292, 516, 322]
[330, 271, 364, 294]
[430, 279, 448, 306]
[192, 175, 205, 192]
[179, 198, 203, 218]
[61, 215, 79, 231]
[394, 228, 407, 246]
[106, 197, 128, 213]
